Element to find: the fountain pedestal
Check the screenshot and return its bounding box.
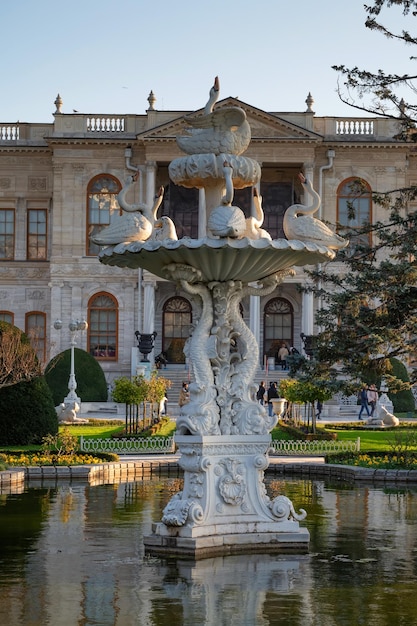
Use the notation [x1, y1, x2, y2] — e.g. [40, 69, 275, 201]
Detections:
[144, 434, 309, 558]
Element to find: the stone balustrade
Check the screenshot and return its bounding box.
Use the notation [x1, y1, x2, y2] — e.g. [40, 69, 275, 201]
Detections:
[0, 115, 400, 143]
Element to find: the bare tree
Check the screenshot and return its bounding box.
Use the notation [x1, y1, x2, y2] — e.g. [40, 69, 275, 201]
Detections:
[333, 0, 417, 139]
[0, 322, 41, 389]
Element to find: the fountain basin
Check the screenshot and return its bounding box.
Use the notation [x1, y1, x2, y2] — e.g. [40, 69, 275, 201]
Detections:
[99, 237, 334, 282]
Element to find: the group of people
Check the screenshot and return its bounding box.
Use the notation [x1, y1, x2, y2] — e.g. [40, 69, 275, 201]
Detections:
[358, 383, 379, 420]
[274, 343, 299, 370]
[257, 381, 281, 417]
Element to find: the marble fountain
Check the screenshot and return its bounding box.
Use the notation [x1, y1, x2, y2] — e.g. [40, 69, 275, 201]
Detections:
[95, 77, 345, 558]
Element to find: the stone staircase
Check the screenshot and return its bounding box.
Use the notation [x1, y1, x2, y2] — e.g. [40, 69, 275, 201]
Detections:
[158, 364, 289, 418]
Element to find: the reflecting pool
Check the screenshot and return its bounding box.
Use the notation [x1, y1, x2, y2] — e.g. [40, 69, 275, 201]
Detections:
[1, 476, 417, 626]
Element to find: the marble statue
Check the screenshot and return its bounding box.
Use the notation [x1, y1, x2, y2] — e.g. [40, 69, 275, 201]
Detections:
[56, 402, 88, 424]
[98, 77, 342, 558]
[283, 173, 349, 250]
[91, 177, 176, 245]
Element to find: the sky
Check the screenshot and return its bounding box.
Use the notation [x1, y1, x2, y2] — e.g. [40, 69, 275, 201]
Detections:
[1, 0, 415, 123]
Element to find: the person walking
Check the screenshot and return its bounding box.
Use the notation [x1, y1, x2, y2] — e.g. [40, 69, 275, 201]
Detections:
[358, 385, 370, 420]
[367, 384, 378, 417]
[277, 343, 289, 370]
[316, 399, 323, 420]
[178, 381, 190, 408]
[256, 381, 266, 404]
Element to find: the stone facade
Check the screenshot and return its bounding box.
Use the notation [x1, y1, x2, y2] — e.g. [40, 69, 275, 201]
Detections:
[0, 93, 410, 385]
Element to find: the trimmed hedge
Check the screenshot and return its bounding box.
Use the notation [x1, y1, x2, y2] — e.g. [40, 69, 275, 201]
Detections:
[0, 376, 58, 445]
[45, 348, 108, 405]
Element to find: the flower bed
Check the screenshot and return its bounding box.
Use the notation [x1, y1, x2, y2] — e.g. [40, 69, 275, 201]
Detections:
[0, 451, 118, 467]
[326, 451, 417, 470]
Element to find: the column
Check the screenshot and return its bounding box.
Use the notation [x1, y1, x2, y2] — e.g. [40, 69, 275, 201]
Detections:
[249, 294, 261, 360]
[198, 188, 206, 238]
[143, 280, 156, 334]
[301, 289, 314, 337]
[145, 161, 157, 208]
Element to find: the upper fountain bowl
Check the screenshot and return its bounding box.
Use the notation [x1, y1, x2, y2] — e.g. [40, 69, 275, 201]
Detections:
[98, 237, 335, 283]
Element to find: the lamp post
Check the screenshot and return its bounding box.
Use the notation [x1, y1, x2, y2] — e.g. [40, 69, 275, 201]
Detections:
[54, 319, 88, 416]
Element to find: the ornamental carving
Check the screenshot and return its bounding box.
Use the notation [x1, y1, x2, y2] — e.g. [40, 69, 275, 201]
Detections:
[26, 289, 46, 300]
[0, 177, 11, 189]
[28, 177, 47, 191]
[217, 458, 246, 506]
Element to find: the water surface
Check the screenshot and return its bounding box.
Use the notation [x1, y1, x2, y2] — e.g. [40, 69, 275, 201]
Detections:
[1, 477, 416, 625]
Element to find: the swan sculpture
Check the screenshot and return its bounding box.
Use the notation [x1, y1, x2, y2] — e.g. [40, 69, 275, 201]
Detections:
[283, 173, 349, 250]
[207, 162, 246, 237]
[151, 216, 178, 241]
[91, 178, 164, 245]
[241, 187, 272, 240]
[176, 76, 251, 156]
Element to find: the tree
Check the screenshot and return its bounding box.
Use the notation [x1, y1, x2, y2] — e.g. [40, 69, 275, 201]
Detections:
[296, 1, 417, 395]
[278, 378, 333, 433]
[111, 373, 171, 434]
[333, 0, 417, 135]
[0, 322, 40, 389]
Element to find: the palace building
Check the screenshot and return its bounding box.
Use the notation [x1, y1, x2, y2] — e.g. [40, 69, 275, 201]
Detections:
[0, 90, 409, 386]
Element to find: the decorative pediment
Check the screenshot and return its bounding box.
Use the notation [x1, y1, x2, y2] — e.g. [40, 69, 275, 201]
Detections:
[136, 97, 322, 145]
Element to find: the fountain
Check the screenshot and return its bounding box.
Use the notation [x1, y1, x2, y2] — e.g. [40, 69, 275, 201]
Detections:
[97, 78, 341, 558]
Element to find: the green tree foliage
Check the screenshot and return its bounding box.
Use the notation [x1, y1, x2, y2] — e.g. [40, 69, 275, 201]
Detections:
[0, 376, 58, 445]
[295, 2, 417, 397]
[112, 373, 172, 435]
[111, 376, 147, 405]
[388, 358, 415, 411]
[44, 348, 108, 405]
[278, 378, 333, 432]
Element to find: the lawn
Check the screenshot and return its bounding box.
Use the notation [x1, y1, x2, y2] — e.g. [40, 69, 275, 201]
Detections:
[325, 427, 417, 452]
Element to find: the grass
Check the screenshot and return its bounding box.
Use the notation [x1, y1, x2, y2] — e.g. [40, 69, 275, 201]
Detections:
[325, 427, 417, 452]
[1, 418, 416, 468]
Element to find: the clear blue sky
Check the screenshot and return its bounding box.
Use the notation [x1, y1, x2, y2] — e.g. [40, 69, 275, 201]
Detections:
[1, 0, 414, 122]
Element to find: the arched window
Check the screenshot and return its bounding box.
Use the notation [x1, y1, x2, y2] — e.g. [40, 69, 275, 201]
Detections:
[87, 175, 122, 255]
[337, 178, 372, 246]
[263, 298, 293, 358]
[162, 296, 192, 364]
[25, 311, 46, 363]
[0, 311, 13, 324]
[88, 293, 118, 360]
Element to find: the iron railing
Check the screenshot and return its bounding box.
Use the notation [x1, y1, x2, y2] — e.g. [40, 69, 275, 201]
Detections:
[270, 438, 361, 456]
[80, 436, 175, 455]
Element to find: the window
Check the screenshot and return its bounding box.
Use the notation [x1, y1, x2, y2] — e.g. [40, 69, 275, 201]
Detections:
[88, 293, 118, 359]
[263, 298, 293, 358]
[27, 209, 47, 260]
[0, 311, 13, 324]
[25, 312, 46, 363]
[162, 183, 199, 239]
[87, 175, 121, 255]
[0, 209, 15, 259]
[162, 297, 192, 364]
[337, 178, 372, 246]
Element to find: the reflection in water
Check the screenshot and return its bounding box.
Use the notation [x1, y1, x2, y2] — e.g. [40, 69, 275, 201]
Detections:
[0, 478, 417, 625]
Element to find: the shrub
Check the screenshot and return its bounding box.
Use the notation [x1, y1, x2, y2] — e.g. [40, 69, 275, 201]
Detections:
[45, 348, 108, 405]
[0, 376, 58, 445]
